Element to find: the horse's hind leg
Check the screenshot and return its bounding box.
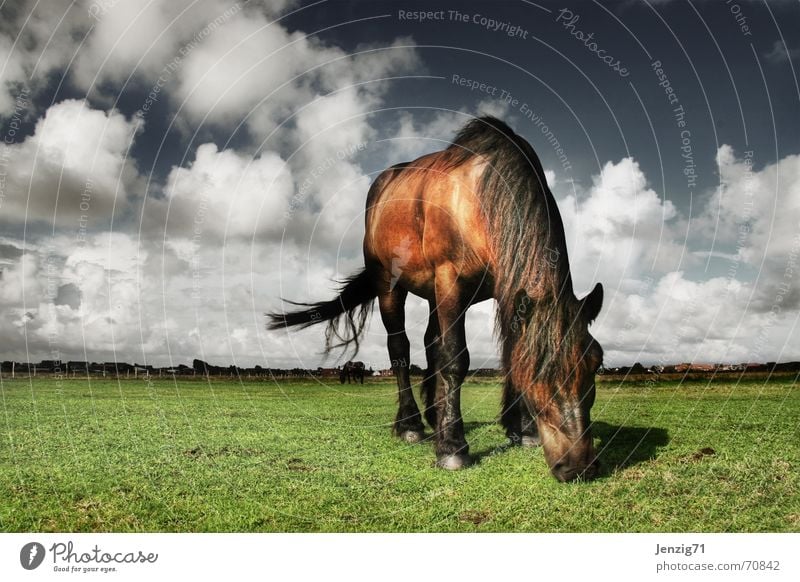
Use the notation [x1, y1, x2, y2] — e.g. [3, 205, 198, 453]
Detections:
[421, 301, 440, 430]
[379, 286, 425, 443]
[501, 379, 541, 447]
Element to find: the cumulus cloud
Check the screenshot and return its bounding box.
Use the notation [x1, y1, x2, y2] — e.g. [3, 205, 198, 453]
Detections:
[173, 8, 418, 139]
[153, 142, 293, 240]
[375, 98, 512, 165]
[0, 0, 90, 117]
[2, 0, 797, 370]
[697, 146, 800, 313]
[0, 1, 301, 116]
[91, 1, 296, 93]
[0, 99, 142, 228]
[0, 232, 143, 360]
[3, 144, 799, 368]
[557, 156, 684, 296]
[553, 147, 800, 365]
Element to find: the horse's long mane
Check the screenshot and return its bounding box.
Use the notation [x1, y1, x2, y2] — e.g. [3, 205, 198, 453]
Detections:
[441, 116, 582, 387]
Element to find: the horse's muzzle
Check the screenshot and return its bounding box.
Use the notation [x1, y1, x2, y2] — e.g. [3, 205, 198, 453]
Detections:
[551, 457, 601, 482]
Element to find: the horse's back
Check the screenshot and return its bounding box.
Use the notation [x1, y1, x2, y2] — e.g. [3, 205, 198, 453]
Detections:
[364, 151, 494, 299]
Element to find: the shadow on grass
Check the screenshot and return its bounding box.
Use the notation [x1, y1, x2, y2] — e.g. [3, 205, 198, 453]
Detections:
[415, 421, 495, 439]
[592, 421, 669, 476]
[463, 421, 669, 474]
[463, 421, 494, 435]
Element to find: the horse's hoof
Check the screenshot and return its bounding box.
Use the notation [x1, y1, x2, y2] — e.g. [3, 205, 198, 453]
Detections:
[436, 454, 471, 470]
[521, 435, 541, 448]
[401, 430, 424, 444]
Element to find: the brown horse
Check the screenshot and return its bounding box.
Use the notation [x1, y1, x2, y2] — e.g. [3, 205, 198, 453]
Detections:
[269, 117, 603, 481]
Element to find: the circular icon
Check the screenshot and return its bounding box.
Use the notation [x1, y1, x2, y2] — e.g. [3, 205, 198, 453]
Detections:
[20, 542, 46, 570]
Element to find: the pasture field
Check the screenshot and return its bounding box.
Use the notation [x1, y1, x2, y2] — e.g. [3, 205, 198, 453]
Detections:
[0, 375, 797, 532]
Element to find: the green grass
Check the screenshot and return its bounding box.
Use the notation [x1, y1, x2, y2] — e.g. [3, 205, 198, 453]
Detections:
[0, 375, 797, 532]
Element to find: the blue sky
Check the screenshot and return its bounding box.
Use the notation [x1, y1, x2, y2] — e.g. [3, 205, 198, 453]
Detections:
[0, 0, 798, 368]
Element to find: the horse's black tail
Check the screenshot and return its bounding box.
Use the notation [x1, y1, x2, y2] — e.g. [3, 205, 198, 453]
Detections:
[267, 268, 378, 359]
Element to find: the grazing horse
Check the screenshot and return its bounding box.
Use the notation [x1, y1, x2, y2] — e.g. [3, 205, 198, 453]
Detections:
[269, 117, 604, 481]
[339, 360, 366, 384]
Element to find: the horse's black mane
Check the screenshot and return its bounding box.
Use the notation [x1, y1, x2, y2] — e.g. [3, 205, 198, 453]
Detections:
[444, 116, 582, 387]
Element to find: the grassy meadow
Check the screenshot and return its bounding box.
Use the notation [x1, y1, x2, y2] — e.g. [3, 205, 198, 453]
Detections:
[0, 374, 797, 532]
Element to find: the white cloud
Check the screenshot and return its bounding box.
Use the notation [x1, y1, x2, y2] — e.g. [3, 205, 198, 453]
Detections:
[698, 146, 800, 312]
[156, 142, 293, 240]
[764, 40, 800, 64]
[556, 156, 684, 296]
[0, 99, 142, 227]
[0, 0, 89, 117]
[379, 100, 512, 165]
[0, 1, 300, 117]
[2, 0, 797, 369]
[557, 147, 800, 366]
[73, 1, 294, 99]
[173, 9, 418, 140]
[0, 232, 146, 360]
[3, 145, 799, 368]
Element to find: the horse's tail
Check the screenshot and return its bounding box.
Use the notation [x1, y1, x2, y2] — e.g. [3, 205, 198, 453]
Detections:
[267, 268, 377, 358]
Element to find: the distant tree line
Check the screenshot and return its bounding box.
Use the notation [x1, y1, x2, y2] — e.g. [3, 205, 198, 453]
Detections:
[0, 359, 371, 379]
[600, 361, 800, 376]
[1, 359, 798, 380]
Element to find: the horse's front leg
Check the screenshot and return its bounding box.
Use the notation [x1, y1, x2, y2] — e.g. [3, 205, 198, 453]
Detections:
[501, 378, 541, 447]
[433, 268, 470, 469]
[421, 301, 440, 430]
[379, 286, 425, 442]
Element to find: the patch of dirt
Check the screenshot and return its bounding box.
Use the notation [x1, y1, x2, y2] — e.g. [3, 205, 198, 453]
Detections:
[183, 445, 259, 459]
[285, 457, 314, 472]
[689, 447, 716, 461]
[183, 446, 206, 459]
[459, 510, 491, 525]
[76, 498, 101, 513]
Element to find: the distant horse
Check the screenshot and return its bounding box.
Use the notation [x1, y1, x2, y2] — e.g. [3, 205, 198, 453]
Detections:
[269, 117, 604, 481]
[339, 360, 365, 384]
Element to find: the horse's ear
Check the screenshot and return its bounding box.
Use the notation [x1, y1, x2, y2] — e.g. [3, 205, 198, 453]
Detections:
[581, 282, 603, 324]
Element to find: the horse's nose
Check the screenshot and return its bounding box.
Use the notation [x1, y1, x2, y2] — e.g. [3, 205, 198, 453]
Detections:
[551, 462, 575, 482]
[551, 459, 600, 482]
